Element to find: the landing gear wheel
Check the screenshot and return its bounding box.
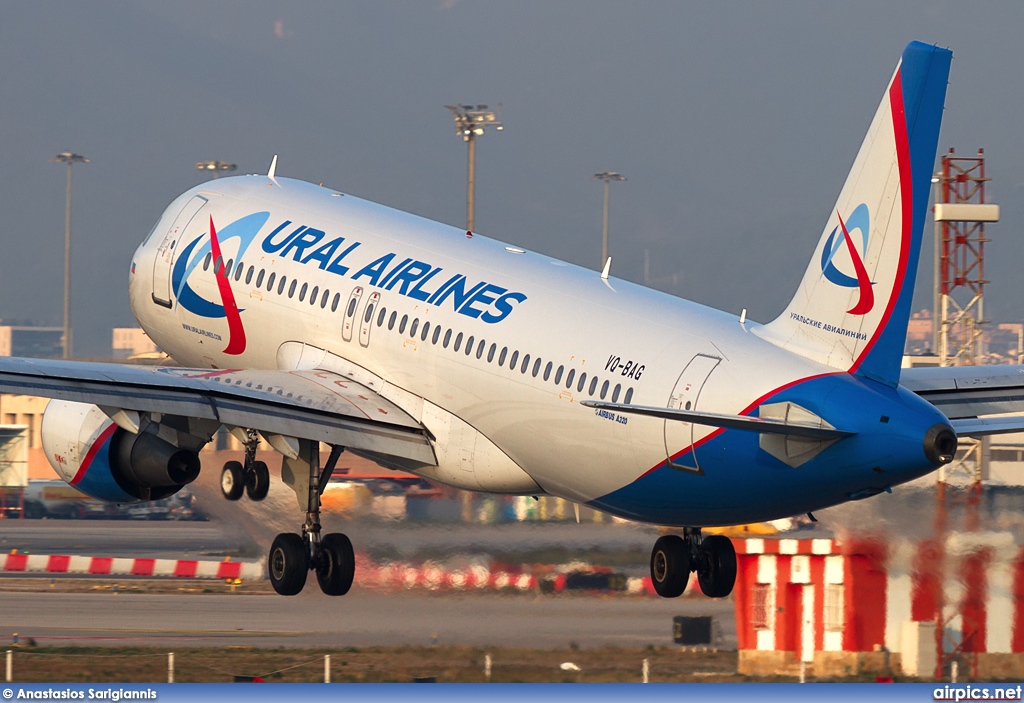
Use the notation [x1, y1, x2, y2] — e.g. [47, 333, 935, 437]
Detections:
[651, 535, 691, 598]
[269, 533, 309, 596]
[696, 534, 737, 598]
[245, 460, 270, 501]
[220, 461, 245, 501]
[316, 533, 355, 596]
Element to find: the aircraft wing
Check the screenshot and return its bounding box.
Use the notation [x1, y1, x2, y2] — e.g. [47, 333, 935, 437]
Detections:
[902, 365, 1024, 437]
[0, 357, 435, 464]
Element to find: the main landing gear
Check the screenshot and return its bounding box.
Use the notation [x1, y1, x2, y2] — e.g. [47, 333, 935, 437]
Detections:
[269, 442, 354, 596]
[220, 429, 270, 502]
[650, 529, 736, 598]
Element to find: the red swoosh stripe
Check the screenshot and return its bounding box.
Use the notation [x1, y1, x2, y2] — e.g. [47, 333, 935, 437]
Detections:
[850, 68, 912, 373]
[70, 424, 117, 486]
[836, 209, 874, 315]
[208, 216, 247, 355]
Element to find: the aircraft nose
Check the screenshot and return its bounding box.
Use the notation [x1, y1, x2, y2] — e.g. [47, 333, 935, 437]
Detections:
[923, 423, 957, 466]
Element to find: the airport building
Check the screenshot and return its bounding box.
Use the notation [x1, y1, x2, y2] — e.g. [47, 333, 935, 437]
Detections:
[0, 325, 63, 359]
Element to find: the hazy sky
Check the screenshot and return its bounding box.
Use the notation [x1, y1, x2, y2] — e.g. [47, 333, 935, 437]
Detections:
[1, 2, 1022, 356]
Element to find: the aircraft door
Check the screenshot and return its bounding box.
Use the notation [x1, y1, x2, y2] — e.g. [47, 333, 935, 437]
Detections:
[341, 286, 364, 342]
[358, 292, 380, 348]
[151, 195, 208, 308]
[663, 353, 721, 473]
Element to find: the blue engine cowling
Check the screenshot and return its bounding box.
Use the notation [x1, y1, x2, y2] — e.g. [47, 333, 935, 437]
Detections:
[41, 400, 201, 502]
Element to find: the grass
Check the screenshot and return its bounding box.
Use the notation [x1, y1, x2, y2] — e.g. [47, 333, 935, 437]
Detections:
[5, 645, 741, 683]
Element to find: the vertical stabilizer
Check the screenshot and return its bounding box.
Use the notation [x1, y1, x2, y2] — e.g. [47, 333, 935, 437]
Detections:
[755, 42, 951, 386]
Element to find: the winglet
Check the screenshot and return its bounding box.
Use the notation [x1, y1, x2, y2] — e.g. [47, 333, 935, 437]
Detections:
[601, 257, 611, 280]
[267, 155, 280, 186]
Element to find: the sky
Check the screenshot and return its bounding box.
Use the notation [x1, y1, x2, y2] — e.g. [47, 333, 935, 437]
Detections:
[1, 1, 1022, 356]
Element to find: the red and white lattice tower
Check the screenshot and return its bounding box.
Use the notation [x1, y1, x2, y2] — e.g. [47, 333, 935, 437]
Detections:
[932, 147, 1001, 676]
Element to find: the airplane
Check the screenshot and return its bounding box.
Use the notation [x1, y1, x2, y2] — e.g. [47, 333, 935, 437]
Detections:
[4, 41, 1021, 600]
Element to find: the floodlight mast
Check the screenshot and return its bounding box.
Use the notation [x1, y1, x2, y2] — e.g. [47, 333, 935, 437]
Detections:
[592, 171, 626, 269]
[445, 104, 503, 231]
[51, 151, 90, 360]
[196, 160, 238, 179]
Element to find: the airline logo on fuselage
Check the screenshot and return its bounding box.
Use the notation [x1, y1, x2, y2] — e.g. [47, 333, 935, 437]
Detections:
[169, 212, 527, 355]
[819, 203, 874, 316]
[260, 220, 527, 324]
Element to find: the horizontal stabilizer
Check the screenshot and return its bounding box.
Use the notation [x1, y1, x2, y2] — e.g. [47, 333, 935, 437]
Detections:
[950, 416, 1024, 438]
[580, 401, 853, 440]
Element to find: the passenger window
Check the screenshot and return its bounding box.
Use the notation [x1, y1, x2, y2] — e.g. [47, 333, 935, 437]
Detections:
[399, 315, 408, 334]
[410, 319, 419, 338]
[348, 298, 359, 317]
[224, 258, 233, 275]
[321, 290, 330, 308]
[421, 321, 431, 342]
[246, 266, 255, 285]
[543, 362, 552, 381]
[332, 293, 341, 312]
[577, 372, 587, 393]
[443, 329, 452, 348]
[203, 253, 212, 271]
[532, 358, 541, 377]
[432, 326, 441, 344]
[454, 332, 463, 352]
[589, 376, 599, 396]
[256, 269, 265, 288]
[299, 283, 308, 302]
[465, 335, 475, 355]
[612, 383, 621, 402]
[267, 272, 277, 291]
[554, 365, 564, 385]
[624, 388, 633, 404]
[600, 380, 609, 399]
[378, 308, 387, 326]
[476, 340, 485, 359]
[509, 350, 519, 369]
[309, 286, 318, 304]
[498, 347, 507, 366]
[277, 276, 287, 295]
[487, 343, 496, 363]
[214, 256, 223, 274]
[288, 280, 297, 298]
[566, 369, 576, 388]
[235, 261, 244, 281]
[388, 311, 397, 330]
[521, 354, 530, 374]
[365, 303, 375, 323]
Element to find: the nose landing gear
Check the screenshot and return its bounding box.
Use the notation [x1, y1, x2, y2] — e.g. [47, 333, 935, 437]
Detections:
[220, 429, 270, 502]
[650, 529, 736, 598]
[269, 442, 354, 596]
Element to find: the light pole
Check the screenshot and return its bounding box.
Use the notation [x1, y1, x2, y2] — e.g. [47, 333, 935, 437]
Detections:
[592, 171, 626, 268]
[52, 151, 89, 360]
[445, 104, 503, 231]
[196, 160, 237, 179]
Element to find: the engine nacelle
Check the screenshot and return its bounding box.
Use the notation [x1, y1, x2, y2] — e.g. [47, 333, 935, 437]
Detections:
[42, 400, 201, 502]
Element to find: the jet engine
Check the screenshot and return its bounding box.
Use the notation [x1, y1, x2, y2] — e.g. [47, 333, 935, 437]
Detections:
[42, 400, 202, 502]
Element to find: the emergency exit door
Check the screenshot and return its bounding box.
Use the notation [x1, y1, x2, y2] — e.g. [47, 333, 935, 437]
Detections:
[663, 353, 720, 473]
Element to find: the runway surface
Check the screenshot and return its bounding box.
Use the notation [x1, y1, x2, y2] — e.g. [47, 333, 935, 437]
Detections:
[0, 588, 735, 649]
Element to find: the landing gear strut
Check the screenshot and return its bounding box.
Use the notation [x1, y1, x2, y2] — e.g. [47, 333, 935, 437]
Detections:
[650, 528, 736, 598]
[269, 442, 353, 596]
[220, 429, 269, 502]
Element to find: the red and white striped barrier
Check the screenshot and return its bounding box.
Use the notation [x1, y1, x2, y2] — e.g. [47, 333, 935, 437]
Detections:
[2, 553, 263, 581]
[356, 559, 539, 592]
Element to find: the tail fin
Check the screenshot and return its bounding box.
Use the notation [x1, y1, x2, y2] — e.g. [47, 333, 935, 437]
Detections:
[756, 42, 951, 386]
